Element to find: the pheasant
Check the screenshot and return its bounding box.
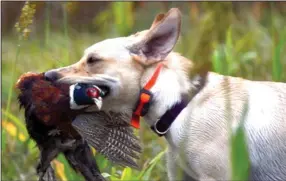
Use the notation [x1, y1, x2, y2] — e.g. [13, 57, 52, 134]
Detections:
[16, 72, 141, 181]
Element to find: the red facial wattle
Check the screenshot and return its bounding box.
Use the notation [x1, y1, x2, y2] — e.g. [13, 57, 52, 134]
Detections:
[86, 87, 100, 98]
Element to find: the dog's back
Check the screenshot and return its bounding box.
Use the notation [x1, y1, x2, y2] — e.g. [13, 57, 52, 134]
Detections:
[168, 72, 286, 180]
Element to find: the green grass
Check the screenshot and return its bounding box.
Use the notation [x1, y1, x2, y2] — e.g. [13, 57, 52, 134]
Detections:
[2, 2, 286, 181]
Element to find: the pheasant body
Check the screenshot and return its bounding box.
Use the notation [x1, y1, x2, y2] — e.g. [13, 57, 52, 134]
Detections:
[16, 72, 141, 181]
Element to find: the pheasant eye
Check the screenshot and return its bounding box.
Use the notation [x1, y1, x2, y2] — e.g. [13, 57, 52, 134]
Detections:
[87, 56, 101, 64]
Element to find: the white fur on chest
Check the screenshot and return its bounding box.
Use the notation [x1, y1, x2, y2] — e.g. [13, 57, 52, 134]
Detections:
[166, 108, 189, 148]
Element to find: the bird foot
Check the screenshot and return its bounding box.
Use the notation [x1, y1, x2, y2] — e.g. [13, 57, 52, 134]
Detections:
[56, 139, 76, 150]
[48, 129, 61, 136]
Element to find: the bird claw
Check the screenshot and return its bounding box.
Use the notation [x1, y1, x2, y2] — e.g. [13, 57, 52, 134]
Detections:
[56, 139, 76, 150]
[48, 129, 61, 136]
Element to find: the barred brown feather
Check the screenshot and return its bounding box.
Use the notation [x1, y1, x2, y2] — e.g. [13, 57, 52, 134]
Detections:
[73, 113, 142, 169]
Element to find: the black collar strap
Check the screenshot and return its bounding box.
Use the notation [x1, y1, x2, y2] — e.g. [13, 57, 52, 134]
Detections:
[150, 73, 208, 137]
[150, 97, 188, 137]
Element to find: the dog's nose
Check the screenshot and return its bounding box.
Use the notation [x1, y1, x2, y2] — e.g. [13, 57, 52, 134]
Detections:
[44, 70, 60, 82]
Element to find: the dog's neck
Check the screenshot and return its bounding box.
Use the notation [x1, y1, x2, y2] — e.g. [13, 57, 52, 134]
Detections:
[140, 52, 193, 127]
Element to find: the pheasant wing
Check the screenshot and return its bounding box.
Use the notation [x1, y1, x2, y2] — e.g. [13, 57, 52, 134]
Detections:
[72, 113, 142, 169]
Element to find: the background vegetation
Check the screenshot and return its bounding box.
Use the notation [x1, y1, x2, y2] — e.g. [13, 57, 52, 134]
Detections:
[2, 1, 286, 181]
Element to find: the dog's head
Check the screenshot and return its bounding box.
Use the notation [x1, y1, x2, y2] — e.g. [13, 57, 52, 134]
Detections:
[45, 8, 182, 114]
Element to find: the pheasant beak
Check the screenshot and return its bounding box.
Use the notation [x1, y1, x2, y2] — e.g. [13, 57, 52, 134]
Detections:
[93, 97, 103, 110]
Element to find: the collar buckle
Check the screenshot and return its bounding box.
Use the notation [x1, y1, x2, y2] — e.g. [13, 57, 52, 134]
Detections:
[133, 88, 153, 116]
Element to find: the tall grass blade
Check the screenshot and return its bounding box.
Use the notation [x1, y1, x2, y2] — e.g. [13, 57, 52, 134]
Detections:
[62, 3, 70, 65]
[2, 130, 7, 151]
[120, 167, 133, 180]
[231, 101, 250, 180]
[137, 149, 166, 180]
[112, 2, 134, 36]
[212, 47, 224, 74]
[223, 76, 250, 180]
[2, 109, 28, 137]
[226, 26, 234, 75]
[4, 43, 21, 122]
[272, 29, 285, 82]
[52, 159, 68, 181]
[56, 154, 82, 181]
[45, 2, 51, 46]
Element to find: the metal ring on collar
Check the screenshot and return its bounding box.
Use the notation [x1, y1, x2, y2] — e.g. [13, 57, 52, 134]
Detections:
[152, 118, 170, 136]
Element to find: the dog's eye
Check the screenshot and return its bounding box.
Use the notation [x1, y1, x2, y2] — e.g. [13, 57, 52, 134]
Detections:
[87, 56, 101, 64]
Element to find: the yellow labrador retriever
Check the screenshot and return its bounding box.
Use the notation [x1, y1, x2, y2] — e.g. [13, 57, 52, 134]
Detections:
[45, 8, 286, 181]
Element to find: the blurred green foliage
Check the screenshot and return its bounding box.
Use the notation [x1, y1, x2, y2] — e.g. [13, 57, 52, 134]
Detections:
[2, 2, 286, 181]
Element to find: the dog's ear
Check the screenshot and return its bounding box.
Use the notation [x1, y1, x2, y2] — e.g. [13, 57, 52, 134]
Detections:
[150, 13, 165, 29]
[130, 8, 181, 66]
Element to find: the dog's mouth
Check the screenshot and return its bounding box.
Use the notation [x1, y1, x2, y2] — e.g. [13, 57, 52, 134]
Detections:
[45, 76, 110, 97]
[55, 74, 120, 99]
